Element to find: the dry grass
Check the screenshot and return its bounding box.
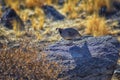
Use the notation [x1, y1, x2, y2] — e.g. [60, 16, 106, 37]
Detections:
[32, 7, 45, 30]
[80, 0, 113, 13]
[1, 0, 119, 39]
[62, 0, 79, 19]
[25, 0, 44, 8]
[4, 0, 57, 9]
[31, 7, 45, 40]
[0, 1, 120, 79]
[25, 0, 57, 8]
[85, 14, 110, 36]
[0, 44, 62, 79]
[3, 0, 45, 39]
[4, 0, 21, 13]
[12, 19, 25, 37]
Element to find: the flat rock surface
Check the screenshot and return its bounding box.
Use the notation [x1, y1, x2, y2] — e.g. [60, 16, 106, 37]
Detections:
[44, 36, 120, 80]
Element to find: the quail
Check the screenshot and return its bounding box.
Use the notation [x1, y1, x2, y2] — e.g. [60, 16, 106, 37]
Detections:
[57, 28, 81, 40]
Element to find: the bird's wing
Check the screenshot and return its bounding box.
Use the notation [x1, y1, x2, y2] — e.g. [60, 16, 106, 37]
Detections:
[67, 30, 76, 36]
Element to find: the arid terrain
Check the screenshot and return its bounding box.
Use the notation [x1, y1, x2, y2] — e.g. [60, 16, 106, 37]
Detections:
[0, 0, 120, 80]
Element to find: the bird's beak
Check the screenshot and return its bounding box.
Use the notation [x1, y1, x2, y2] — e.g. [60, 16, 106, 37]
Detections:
[56, 28, 60, 30]
[56, 28, 63, 34]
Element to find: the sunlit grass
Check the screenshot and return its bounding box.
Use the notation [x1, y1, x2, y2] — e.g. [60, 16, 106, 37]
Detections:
[25, 0, 44, 8]
[25, 0, 55, 8]
[34, 7, 45, 30]
[0, 1, 120, 79]
[31, 7, 45, 40]
[1, 0, 119, 39]
[85, 14, 110, 36]
[4, 0, 21, 13]
[62, 0, 79, 19]
[80, 0, 113, 14]
[12, 17, 25, 37]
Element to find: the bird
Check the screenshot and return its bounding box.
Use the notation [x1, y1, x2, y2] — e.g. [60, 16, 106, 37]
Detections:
[57, 28, 81, 40]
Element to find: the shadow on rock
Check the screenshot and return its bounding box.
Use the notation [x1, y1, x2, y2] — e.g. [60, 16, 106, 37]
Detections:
[44, 36, 120, 80]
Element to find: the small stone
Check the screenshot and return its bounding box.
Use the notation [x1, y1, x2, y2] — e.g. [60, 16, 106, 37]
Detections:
[42, 5, 65, 21]
[1, 7, 24, 30]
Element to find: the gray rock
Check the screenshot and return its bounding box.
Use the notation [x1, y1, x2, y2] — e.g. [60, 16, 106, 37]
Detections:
[42, 5, 65, 21]
[44, 36, 120, 80]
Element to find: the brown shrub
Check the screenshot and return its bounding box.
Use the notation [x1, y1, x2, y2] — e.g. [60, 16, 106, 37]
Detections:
[0, 45, 62, 80]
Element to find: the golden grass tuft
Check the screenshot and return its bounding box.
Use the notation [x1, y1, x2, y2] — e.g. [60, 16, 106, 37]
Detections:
[34, 7, 45, 30]
[25, 0, 53, 8]
[4, 0, 21, 13]
[85, 14, 110, 36]
[12, 18, 25, 37]
[80, 0, 113, 13]
[62, 0, 79, 19]
[25, 0, 44, 8]
[31, 7, 45, 40]
[0, 43, 62, 79]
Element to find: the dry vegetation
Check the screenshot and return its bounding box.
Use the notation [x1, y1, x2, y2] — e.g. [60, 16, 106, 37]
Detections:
[0, 0, 120, 79]
[0, 44, 62, 80]
[80, 0, 113, 13]
[85, 14, 110, 36]
[1, 0, 119, 38]
[62, 0, 79, 19]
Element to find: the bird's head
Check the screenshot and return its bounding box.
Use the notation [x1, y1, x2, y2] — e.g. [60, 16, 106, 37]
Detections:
[56, 28, 63, 34]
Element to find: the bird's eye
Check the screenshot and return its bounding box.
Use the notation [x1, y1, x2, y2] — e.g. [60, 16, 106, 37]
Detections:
[58, 29, 62, 34]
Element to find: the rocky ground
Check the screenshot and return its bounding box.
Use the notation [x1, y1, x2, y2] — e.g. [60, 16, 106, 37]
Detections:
[0, 15, 120, 79]
[0, 1, 120, 80]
